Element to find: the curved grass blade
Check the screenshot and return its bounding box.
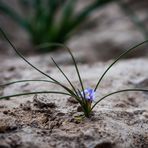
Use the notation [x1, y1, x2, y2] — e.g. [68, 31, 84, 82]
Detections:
[0, 28, 76, 97]
[0, 79, 56, 87]
[0, 80, 82, 105]
[51, 57, 77, 94]
[51, 57, 84, 104]
[94, 40, 148, 91]
[0, 90, 71, 100]
[36, 42, 85, 104]
[0, 79, 81, 103]
[34, 42, 85, 96]
[91, 88, 148, 111]
[66, 45, 85, 98]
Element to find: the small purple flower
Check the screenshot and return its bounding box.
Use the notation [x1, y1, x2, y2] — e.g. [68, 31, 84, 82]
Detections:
[81, 88, 95, 102]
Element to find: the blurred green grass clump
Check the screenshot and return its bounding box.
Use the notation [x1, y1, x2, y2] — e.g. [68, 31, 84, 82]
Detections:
[0, 0, 113, 52]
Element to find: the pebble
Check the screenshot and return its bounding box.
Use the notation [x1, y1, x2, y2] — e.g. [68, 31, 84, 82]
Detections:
[142, 112, 148, 118]
[33, 95, 56, 108]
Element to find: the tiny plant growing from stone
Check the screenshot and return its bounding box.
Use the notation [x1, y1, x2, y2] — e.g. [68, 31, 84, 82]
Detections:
[0, 27, 148, 118]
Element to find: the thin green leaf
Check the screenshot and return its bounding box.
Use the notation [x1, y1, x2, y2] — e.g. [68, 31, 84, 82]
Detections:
[66, 45, 85, 98]
[33, 42, 85, 97]
[51, 57, 78, 95]
[35, 42, 86, 105]
[0, 28, 76, 98]
[0, 78, 82, 105]
[0, 79, 56, 87]
[0, 90, 71, 100]
[94, 40, 148, 91]
[91, 88, 148, 111]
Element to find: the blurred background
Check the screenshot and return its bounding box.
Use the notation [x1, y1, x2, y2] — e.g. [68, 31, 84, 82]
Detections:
[0, 0, 148, 64]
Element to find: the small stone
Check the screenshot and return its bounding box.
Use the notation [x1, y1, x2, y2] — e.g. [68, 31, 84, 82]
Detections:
[0, 141, 11, 148]
[20, 101, 31, 111]
[56, 112, 65, 116]
[3, 110, 9, 115]
[67, 97, 78, 104]
[77, 106, 83, 112]
[49, 120, 61, 129]
[114, 103, 127, 108]
[30, 120, 39, 128]
[135, 78, 148, 88]
[128, 97, 135, 102]
[16, 142, 39, 148]
[94, 141, 114, 148]
[142, 112, 148, 118]
[7, 66, 15, 72]
[73, 112, 84, 117]
[0, 116, 17, 133]
[33, 95, 56, 108]
[0, 87, 4, 96]
[134, 78, 148, 94]
[0, 105, 6, 108]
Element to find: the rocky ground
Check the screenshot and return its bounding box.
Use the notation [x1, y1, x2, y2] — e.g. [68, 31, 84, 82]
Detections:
[0, 54, 148, 148]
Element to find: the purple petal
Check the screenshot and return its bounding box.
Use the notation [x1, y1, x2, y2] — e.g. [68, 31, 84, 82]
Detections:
[81, 88, 95, 101]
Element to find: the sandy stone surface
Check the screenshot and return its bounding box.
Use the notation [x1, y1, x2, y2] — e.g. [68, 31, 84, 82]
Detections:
[0, 55, 148, 148]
